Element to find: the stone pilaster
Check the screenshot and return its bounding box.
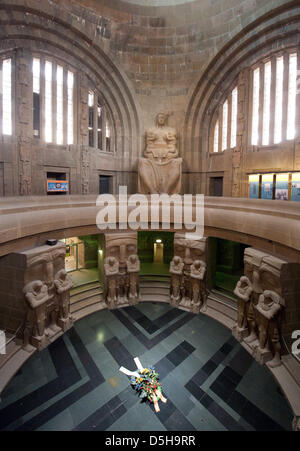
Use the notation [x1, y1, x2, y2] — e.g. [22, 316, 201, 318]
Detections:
[232, 68, 249, 197]
[233, 248, 300, 367]
[171, 233, 208, 313]
[16, 49, 34, 196]
[0, 243, 69, 351]
[103, 232, 140, 308]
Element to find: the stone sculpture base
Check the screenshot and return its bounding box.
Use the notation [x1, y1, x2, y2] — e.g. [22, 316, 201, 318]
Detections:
[58, 317, 74, 333]
[253, 343, 273, 365]
[232, 325, 249, 342]
[31, 334, 51, 351]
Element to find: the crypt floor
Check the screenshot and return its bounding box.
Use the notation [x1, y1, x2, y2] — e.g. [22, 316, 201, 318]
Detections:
[0, 303, 293, 431]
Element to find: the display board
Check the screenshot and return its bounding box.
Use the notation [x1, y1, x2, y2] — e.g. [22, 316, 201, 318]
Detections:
[261, 174, 274, 199]
[275, 173, 289, 201]
[248, 174, 260, 199]
[291, 173, 300, 202]
[47, 180, 68, 193]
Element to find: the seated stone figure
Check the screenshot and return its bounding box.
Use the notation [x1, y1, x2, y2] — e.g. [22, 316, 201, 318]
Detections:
[138, 113, 182, 194]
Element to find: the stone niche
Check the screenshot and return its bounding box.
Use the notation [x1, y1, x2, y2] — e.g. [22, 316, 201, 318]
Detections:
[170, 233, 208, 314]
[233, 248, 300, 368]
[0, 242, 73, 352]
[103, 232, 141, 309]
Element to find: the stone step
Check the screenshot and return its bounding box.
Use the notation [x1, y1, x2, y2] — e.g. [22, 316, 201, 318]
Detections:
[140, 281, 170, 288]
[70, 294, 103, 314]
[73, 302, 106, 322]
[70, 287, 103, 304]
[71, 281, 101, 296]
[140, 293, 170, 303]
[140, 286, 170, 296]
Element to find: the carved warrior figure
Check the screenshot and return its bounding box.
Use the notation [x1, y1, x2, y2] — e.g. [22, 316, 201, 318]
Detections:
[104, 256, 119, 308]
[126, 254, 140, 302]
[244, 266, 263, 344]
[23, 280, 53, 352]
[138, 113, 182, 194]
[54, 269, 73, 321]
[233, 276, 253, 341]
[254, 290, 285, 368]
[170, 256, 184, 306]
[190, 260, 207, 313]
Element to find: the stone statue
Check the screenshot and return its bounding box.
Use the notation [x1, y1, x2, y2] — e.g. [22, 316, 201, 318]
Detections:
[244, 267, 263, 344]
[54, 269, 73, 331]
[23, 280, 52, 352]
[104, 256, 119, 309]
[254, 290, 285, 368]
[126, 254, 140, 303]
[170, 256, 184, 306]
[190, 260, 207, 313]
[233, 276, 253, 341]
[138, 113, 182, 194]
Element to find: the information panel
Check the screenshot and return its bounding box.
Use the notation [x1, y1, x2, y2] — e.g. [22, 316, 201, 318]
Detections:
[249, 174, 260, 199]
[47, 180, 68, 193]
[291, 173, 300, 202]
[275, 173, 289, 201]
[261, 174, 274, 199]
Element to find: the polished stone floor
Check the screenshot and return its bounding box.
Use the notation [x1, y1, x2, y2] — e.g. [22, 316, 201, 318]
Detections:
[0, 303, 293, 431]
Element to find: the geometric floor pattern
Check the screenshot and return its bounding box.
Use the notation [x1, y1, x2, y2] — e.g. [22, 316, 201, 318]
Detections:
[0, 303, 293, 431]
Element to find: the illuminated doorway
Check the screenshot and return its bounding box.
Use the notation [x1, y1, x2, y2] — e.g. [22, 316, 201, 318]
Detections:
[154, 240, 164, 263]
[64, 238, 85, 272]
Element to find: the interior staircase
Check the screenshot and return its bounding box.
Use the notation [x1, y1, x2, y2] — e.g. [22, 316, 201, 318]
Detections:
[70, 280, 104, 321]
[139, 275, 170, 303]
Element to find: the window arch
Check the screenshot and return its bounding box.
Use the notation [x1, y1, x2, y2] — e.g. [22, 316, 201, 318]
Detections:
[250, 50, 298, 147]
[88, 89, 114, 153]
[211, 85, 238, 153]
[32, 55, 76, 145]
[0, 57, 12, 137]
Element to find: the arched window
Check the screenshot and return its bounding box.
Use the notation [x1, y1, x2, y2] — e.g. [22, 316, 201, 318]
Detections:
[0, 58, 12, 136]
[212, 85, 238, 153]
[32, 56, 75, 145]
[88, 90, 113, 152]
[251, 51, 298, 146]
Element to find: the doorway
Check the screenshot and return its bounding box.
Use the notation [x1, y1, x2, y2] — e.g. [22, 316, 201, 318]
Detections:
[65, 238, 85, 272]
[210, 177, 223, 196]
[99, 175, 112, 194]
[154, 241, 164, 263]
